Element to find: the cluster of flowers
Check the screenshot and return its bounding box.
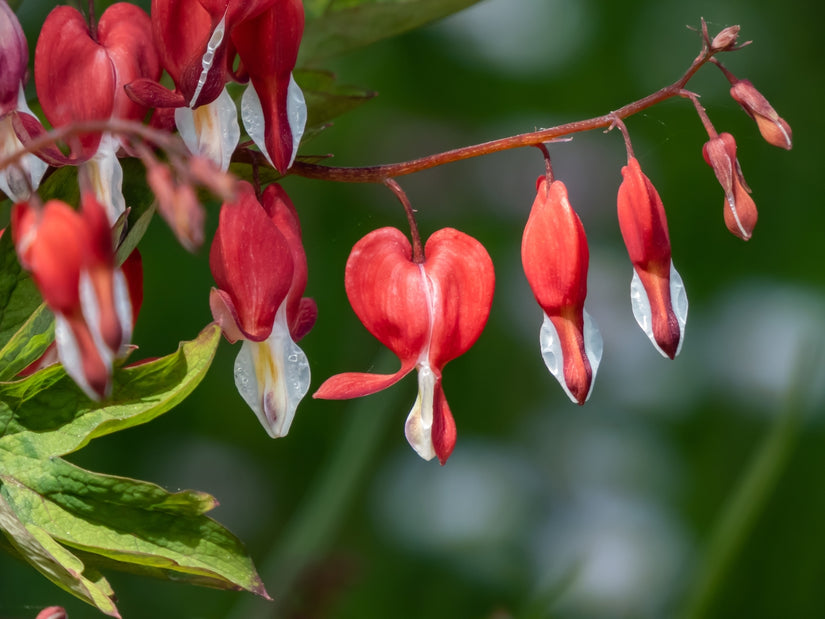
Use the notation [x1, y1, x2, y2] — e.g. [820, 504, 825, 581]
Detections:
[0, 3, 791, 465]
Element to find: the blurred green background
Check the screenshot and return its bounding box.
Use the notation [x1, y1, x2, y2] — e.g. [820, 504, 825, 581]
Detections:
[3, 0, 825, 617]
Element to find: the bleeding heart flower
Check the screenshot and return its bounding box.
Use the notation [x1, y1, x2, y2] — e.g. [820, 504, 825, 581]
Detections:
[0, 0, 47, 201]
[703, 132, 757, 241]
[126, 0, 298, 172]
[232, 0, 306, 173]
[521, 176, 602, 405]
[28, 3, 160, 223]
[209, 181, 316, 438]
[617, 157, 687, 359]
[12, 193, 137, 399]
[314, 227, 495, 464]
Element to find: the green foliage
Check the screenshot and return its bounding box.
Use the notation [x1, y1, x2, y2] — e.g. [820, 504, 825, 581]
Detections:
[0, 324, 267, 617]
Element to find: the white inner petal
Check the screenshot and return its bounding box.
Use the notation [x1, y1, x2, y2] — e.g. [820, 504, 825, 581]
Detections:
[113, 267, 133, 354]
[189, 13, 227, 108]
[629, 264, 688, 358]
[286, 73, 306, 168]
[240, 74, 306, 171]
[79, 271, 115, 367]
[83, 132, 125, 225]
[54, 312, 109, 401]
[539, 309, 602, 404]
[233, 305, 310, 438]
[404, 363, 437, 461]
[670, 263, 688, 356]
[175, 87, 240, 171]
[240, 82, 270, 166]
[0, 84, 48, 202]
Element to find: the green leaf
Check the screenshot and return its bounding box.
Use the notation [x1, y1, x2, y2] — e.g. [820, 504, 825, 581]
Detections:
[0, 485, 121, 618]
[37, 166, 81, 206]
[0, 325, 269, 614]
[0, 323, 223, 459]
[300, 0, 484, 63]
[0, 304, 54, 381]
[297, 69, 377, 142]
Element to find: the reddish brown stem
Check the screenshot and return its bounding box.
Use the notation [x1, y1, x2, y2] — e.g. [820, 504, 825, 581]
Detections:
[681, 90, 718, 138]
[0, 118, 188, 172]
[287, 43, 714, 184]
[610, 115, 635, 161]
[384, 178, 424, 263]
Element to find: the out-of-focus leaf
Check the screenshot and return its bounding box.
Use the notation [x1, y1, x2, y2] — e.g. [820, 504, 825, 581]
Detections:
[37, 165, 80, 205]
[0, 325, 268, 613]
[300, 0, 484, 63]
[297, 69, 377, 142]
[0, 488, 121, 618]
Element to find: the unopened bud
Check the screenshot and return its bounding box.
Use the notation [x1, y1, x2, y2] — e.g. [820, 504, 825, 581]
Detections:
[711, 25, 740, 52]
[730, 79, 792, 150]
[147, 163, 205, 252]
[703, 133, 757, 240]
[189, 154, 238, 202]
[35, 607, 67, 619]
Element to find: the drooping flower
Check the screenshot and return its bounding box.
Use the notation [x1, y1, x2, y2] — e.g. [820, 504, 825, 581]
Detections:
[617, 157, 687, 359]
[126, 0, 305, 173]
[18, 248, 144, 379]
[0, 0, 47, 201]
[729, 79, 792, 150]
[28, 3, 160, 223]
[521, 176, 602, 404]
[209, 181, 316, 438]
[12, 193, 137, 399]
[231, 0, 306, 173]
[703, 132, 757, 240]
[314, 227, 495, 464]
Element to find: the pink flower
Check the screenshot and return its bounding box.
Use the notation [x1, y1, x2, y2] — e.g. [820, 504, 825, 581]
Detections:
[314, 227, 495, 464]
[703, 132, 757, 240]
[209, 181, 316, 437]
[521, 176, 602, 404]
[0, 0, 47, 201]
[617, 157, 687, 359]
[12, 194, 138, 399]
[26, 3, 160, 222]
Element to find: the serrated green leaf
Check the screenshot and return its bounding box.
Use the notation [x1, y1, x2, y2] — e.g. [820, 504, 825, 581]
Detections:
[296, 69, 377, 142]
[300, 0, 484, 63]
[0, 485, 121, 617]
[0, 323, 222, 459]
[0, 324, 269, 610]
[2, 461, 267, 597]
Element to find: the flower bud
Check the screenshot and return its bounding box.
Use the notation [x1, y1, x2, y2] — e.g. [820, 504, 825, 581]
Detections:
[703, 132, 757, 240]
[711, 25, 740, 52]
[522, 177, 602, 404]
[730, 79, 792, 150]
